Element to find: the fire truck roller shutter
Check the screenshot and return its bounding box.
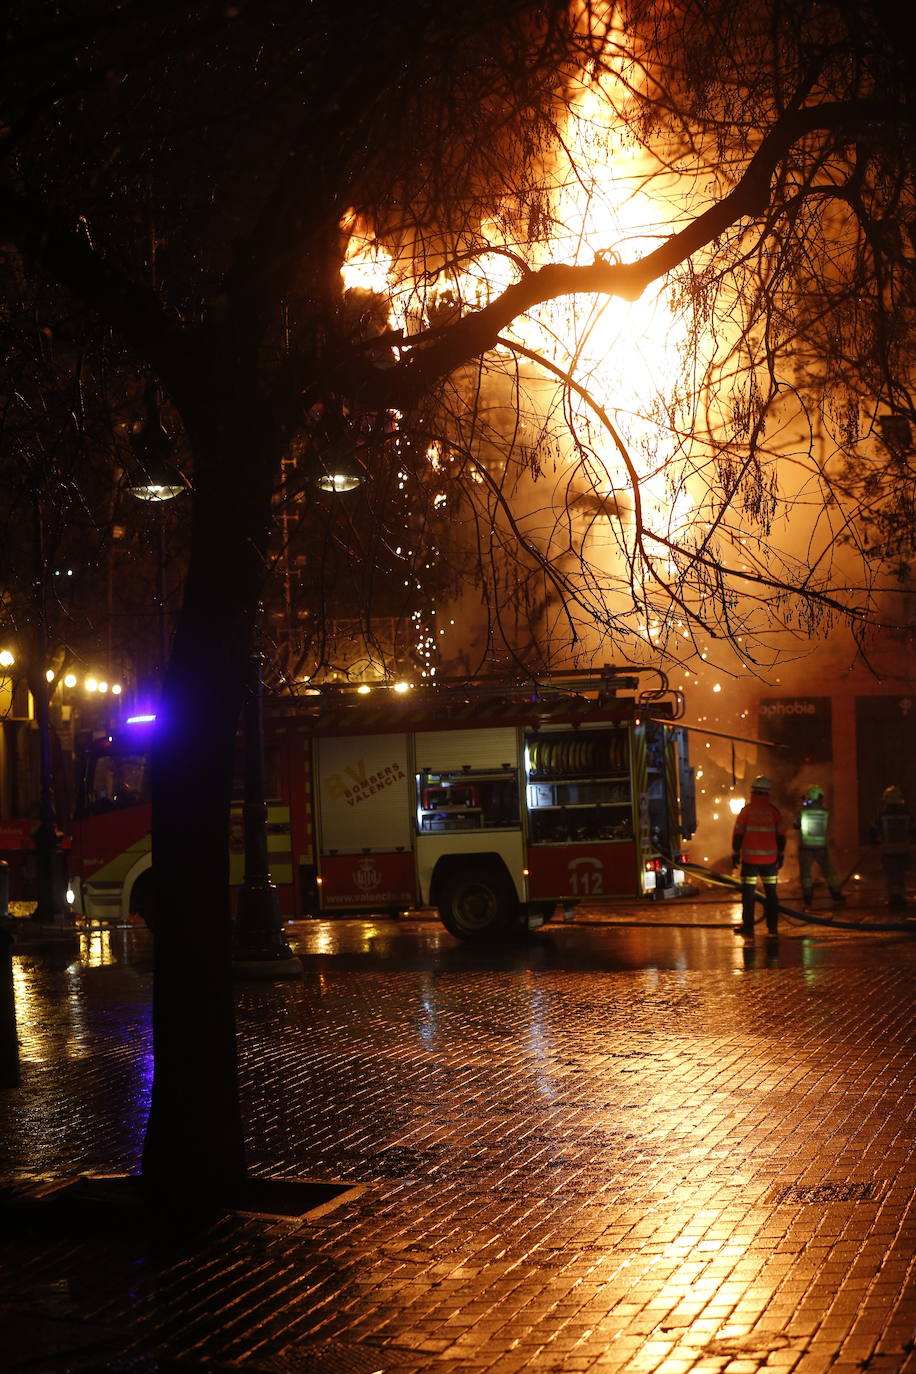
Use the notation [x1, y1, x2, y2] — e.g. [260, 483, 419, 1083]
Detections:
[415, 726, 518, 772]
[432, 854, 519, 941]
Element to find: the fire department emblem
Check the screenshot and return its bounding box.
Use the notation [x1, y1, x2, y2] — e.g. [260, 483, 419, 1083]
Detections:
[353, 858, 381, 893]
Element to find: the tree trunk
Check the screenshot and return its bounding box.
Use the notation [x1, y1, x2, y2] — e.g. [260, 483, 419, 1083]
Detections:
[140, 395, 278, 1217]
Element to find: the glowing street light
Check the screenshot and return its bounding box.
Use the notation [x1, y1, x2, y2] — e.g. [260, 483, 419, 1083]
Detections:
[316, 467, 363, 494]
[315, 447, 364, 493]
[126, 411, 189, 503]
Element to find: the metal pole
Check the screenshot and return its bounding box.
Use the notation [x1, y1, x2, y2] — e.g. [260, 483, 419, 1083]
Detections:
[32, 671, 65, 921]
[156, 515, 167, 678]
[232, 609, 302, 977]
[0, 922, 19, 1089]
[32, 504, 66, 923]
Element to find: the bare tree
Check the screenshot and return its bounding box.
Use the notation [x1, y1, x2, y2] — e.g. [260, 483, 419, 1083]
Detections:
[2, 0, 914, 1215]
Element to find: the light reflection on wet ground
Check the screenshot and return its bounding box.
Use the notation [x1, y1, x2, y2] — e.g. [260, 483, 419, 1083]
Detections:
[2, 901, 916, 1372]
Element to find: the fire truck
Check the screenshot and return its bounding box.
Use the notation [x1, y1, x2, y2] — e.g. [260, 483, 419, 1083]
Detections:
[68, 670, 695, 939]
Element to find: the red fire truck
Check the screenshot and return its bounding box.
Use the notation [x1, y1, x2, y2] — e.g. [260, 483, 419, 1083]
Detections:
[68, 670, 695, 939]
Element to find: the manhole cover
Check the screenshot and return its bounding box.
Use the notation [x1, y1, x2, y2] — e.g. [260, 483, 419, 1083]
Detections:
[770, 1179, 885, 1204]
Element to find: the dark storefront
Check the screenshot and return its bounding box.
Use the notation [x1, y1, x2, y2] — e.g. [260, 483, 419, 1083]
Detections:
[855, 695, 916, 841]
[757, 696, 833, 780]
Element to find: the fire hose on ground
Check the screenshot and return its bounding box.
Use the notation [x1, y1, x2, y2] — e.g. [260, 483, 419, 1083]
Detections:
[673, 856, 914, 934]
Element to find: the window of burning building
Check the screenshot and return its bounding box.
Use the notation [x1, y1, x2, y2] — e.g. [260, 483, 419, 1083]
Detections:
[855, 696, 916, 842]
[757, 698, 833, 767]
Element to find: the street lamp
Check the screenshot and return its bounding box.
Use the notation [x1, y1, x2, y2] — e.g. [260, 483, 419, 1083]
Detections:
[232, 448, 365, 977]
[125, 406, 365, 974]
[125, 415, 188, 680]
[124, 461, 187, 503]
[127, 406, 188, 501]
[313, 424, 366, 494]
[315, 454, 364, 493]
[121, 405, 299, 977]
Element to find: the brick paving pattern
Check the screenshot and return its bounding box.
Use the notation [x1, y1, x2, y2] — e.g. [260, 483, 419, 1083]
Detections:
[2, 896, 916, 1373]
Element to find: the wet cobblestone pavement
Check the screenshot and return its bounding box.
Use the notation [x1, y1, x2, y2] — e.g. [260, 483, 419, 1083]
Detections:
[2, 894, 916, 1373]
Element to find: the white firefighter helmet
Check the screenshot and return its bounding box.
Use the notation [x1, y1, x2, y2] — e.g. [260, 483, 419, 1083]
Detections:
[751, 775, 772, 793]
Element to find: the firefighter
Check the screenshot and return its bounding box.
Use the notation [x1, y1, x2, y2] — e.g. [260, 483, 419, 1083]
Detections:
[869, 786, 914, 909]
[731, 776, 787, 945]
[794, 784, 845, 906]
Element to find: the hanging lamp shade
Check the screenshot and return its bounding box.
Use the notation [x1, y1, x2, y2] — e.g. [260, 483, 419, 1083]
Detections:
[126, 419, 188, 502]
[315, 446, 364, 493]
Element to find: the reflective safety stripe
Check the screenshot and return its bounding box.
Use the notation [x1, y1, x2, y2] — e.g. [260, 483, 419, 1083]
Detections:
[800, 807, 828, 846]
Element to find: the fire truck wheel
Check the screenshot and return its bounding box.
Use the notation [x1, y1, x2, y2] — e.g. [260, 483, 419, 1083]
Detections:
[128, 870, 157, 934]
[438, 865, 517, 941]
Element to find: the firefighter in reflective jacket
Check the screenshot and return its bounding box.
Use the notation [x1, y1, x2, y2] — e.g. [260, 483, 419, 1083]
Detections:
[868, 786, 914, 909]
[794, 785, 844, 906]
[732, 776, 787, 943]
